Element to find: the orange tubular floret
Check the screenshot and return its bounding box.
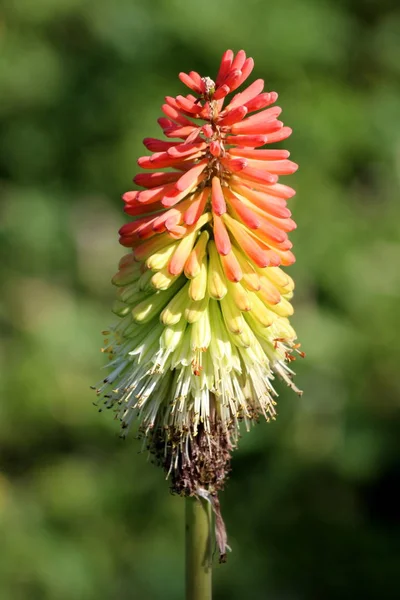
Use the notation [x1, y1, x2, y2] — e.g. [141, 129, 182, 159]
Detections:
[213, 214, 231, 256]
[224, 79, 264, 112]
[228, 148, 290, 160]
[220, 251, 243, 282]
[175, 160, 208, 192]
[216, 49, 234, 86]
[223, 214, 271, 268]
[211, 177, 227, 215]
[183, 188, 210, 225]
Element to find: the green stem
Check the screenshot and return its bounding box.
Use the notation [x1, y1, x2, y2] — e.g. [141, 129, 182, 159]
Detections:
[185, 496, 212, 600]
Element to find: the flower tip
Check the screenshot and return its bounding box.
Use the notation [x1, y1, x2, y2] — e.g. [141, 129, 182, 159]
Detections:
[122, 191, 138, 203]
[137, 156, 149, 168]
[213, 84, 230, 100]
[282, 251, 296, 266]
[178, 72, 203, 94]
[234, 49, 246, 64]
[133, 174, 144, 186]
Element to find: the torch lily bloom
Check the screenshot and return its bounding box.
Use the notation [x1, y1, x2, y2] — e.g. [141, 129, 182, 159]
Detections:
[95, 50, 303, 555]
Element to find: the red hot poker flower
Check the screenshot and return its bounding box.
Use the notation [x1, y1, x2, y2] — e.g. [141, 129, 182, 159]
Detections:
[95, 49, 303, 561]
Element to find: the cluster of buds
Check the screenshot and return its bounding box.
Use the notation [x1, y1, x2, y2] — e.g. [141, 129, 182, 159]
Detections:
[94, 49, 303, 557]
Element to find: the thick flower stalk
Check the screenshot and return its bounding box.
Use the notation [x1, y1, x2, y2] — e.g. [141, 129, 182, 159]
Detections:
[95, 49, 303, 557]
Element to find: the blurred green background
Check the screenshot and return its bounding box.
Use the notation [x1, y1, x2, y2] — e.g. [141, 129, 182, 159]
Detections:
[1, 0, 400, 598]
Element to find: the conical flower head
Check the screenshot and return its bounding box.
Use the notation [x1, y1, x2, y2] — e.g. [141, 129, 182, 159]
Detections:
[95, 49, 303, 510]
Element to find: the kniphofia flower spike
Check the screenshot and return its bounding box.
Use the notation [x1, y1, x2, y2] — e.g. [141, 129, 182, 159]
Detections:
[94, 49, 303, 559]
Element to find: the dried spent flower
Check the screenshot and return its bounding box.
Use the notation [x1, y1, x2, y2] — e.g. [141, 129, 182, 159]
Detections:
[94, 49, 303, 560]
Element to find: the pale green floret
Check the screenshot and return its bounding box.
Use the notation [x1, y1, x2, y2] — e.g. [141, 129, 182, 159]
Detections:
[112, 262, 141, 286]
[161, 281, 191, 325]
[138, 269, 155, 291]
[184, 293, 209, 323]
[132, 278, 185, 323]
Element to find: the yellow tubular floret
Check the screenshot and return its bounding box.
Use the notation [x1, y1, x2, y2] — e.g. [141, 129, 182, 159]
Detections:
[220, 295, 245, 334]
[207, 241, 228, 300]
[146, 243, 177, 271]
[184, 230, 210, 278]
[189, 255, 208, 301]
[226, 280, 252, 312]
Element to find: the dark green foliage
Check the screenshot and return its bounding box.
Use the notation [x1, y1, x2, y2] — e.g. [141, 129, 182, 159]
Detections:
[0, 0, 399, 598]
